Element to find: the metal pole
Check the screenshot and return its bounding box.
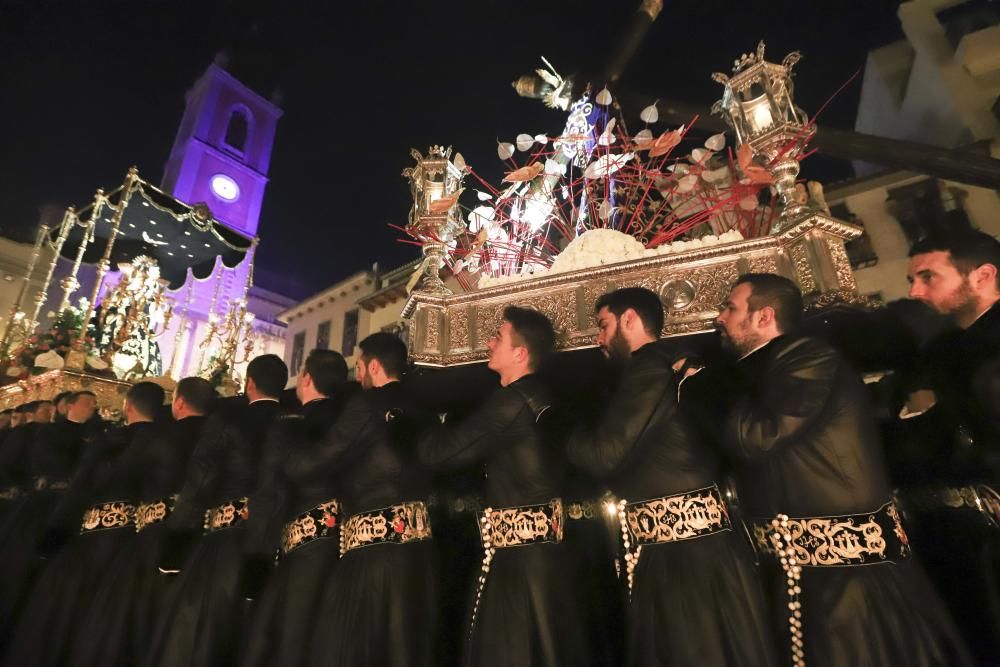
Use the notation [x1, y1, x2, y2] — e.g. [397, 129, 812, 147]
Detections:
[0, 223, 49, 355]
[80, 166, 138, 338]
[30, 209, 76, 325]
[58, 190, 102, 312]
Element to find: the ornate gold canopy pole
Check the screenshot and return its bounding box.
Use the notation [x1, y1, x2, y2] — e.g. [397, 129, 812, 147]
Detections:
[58, 189, 103, 312]
[197, 258, 225, 373]
[0, 223, 50, 356]
[80, 166, 139, 337]
[30, 207, 77, 325]
[168, 271, 195, 379]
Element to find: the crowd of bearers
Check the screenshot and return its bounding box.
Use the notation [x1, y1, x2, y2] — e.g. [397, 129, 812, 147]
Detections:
[0, 231, 997, 667]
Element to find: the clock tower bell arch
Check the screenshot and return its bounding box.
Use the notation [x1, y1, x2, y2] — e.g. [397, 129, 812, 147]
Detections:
[161, 62, 282, 237]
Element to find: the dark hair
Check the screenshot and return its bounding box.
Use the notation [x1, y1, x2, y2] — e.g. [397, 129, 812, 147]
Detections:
[358, 332, 408, 380]
[68, 390, 96, 404]
[0, 409, 12, 416]
[909, 230, 1000, 288]
[53, 391, 73, 406]
[126, 381, 165, 420]
[594, 287, 664, 338]
[16, 401, 37, 414]
[733, 273, 804, 333]
[246, 354, 289, 398]
[304, 349, 348, 395]
[503, 306, 555, 370]
[174, 377, 217, 415]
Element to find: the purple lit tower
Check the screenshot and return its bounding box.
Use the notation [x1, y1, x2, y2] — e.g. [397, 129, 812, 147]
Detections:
[157, 63, 287, 378]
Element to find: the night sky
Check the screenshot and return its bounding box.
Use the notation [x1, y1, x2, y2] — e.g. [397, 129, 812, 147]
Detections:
[0, 1, 902, 299]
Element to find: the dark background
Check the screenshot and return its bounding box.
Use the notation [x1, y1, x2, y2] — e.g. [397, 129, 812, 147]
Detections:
[0, 0, 903, 299]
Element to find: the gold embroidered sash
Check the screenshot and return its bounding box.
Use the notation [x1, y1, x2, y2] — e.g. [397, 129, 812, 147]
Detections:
[623, 484, 732, 546]
[280, 498, 340, 556]
[203, 497, 249, 533]
[339, 500, 432, 555]
[80, 500, 136, 534]
[478, 499, 563, 549]
[135, 496, 176, 532]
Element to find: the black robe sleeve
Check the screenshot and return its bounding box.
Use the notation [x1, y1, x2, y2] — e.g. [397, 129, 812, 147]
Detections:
[285, 393, 378, 480]
[566, 358, 675, 477]
[417, 387, 523, 470]
[727, 338, 838, 460]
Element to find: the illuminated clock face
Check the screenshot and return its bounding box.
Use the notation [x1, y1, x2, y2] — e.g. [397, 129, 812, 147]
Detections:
[210, 174, 240, 202]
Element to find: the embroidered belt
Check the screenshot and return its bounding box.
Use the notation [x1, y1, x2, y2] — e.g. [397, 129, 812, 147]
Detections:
[751, 501, 911, 667]
[80, 500, 136, 534]
[478, 499, 563, 550]
[0, 486, 20, 500]
[566, 499, 603, 520]
[749, 501, 911, 568]
[135, 496, 176, 532]
[339, 500, 432, 556]
[280, 499, 341, 556]
[32, 477, 69, 492]
[903, 485, 1000, 529]
[470, 499, 563, 635]
[616, 484, 732, 595]
[203, 497, 249, 533]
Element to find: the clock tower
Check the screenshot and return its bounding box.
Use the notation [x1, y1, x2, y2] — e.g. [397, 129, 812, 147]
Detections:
[161, 62, 282, 237]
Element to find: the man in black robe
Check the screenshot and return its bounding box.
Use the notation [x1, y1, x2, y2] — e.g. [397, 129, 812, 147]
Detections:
[0, 392, 97, 652]
[567, 287, 777, 667]
[418, 306, 592, 667]
[714, 272, 970, 667]
[6, 381, 165, 667]
[68, 376, 216, 667]
[299, 332, 436, 667]
[242, 349, 358, 667]
[0, 401, 53, 514]
[144, 354, 287, 667]
[901, 231, 1000, 661]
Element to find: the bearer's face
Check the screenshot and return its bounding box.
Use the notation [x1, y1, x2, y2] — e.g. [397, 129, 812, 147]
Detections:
[487, 321, 520, 374]
[356, 357, 372, 389]
[907, 251, 975, 319]
[716, 283, 762, 356]
[595, 307, 631, 363]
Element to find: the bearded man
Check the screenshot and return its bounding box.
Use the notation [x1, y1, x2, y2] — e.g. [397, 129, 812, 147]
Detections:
[567, 286, 776, 667]
[714, 272, 969, 667]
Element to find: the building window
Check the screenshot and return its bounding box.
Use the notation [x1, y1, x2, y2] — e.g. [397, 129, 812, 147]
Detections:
[316, 320, 331, 350]
[224, 110, 249, 153]
[342, 309, 359, 357]
[887, 179, 971, 245]
[830, 203, 878, 269]
[290, 331, 305, 376]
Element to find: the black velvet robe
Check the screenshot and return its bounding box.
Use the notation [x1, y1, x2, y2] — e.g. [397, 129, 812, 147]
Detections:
[295, 381, 438, 667]
[728, 335, 971, 667]
[5, 421, 161, 667]
[241, 392, 355, 667]
[0, 418, 92, 652]
[68, 415, 204, 667]
[143, 399, 284, 667]
[419, 374, 592, 667]
[567, 342, 777, 667]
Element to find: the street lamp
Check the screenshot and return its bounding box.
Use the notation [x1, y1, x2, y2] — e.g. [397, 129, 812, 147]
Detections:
[712, 41, 815, 231]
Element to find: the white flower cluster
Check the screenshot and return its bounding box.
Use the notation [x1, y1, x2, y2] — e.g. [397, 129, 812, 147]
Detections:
[478, 228, 744, 288]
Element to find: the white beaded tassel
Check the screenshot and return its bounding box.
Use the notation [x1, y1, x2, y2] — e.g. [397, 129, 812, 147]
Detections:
[470, 509, 496, 637]
[616, 499, 641, 598]
[771, 514, 805, 667]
